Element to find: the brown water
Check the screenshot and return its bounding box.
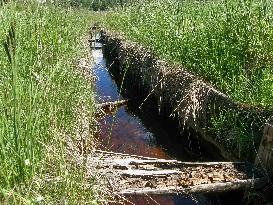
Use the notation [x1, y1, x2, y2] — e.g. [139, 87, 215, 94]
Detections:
[94, 49, 168, 158]
[93, 48, 244, 205]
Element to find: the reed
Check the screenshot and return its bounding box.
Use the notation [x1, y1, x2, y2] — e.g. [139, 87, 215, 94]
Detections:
[68, 0, 132, 10]
[0, 0, 99, 203]
[105, 0, 273, 108]
[102, 0, 273, 160]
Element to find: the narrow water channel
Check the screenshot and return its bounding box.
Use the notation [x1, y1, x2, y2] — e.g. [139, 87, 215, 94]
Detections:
[92, 41, 244, 205]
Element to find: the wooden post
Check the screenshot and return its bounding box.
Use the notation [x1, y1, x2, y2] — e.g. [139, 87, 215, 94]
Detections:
[255, 118, 273, 177]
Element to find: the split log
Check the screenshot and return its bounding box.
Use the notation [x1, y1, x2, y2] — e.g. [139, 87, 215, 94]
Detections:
[94, 150, 245, 167]
[93, 149, 165, 160]
[90, 150, 267, 195]
[93, 150, 243, 164]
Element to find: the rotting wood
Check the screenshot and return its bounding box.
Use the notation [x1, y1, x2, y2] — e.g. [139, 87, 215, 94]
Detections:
[119, 178, 267, 195]
[91, 26, 103, 46]
[255, 118, 273, 177]
[96, 99, 131, 118]
[87, 150, 267, 195]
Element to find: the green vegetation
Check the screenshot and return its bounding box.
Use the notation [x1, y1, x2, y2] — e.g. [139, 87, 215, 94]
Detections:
[1, 0, 272, 202]
[0, 0, 98, 203]
[69, 0, 131, 11]
[210, 109, 261, 159]
[102, 0, 273, 160]
[105, 0, 273, 108]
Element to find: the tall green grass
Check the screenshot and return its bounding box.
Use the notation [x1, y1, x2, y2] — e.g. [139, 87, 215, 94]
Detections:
[0, 0, 98, 203]
[68, 0, 132, 11]
[105, 0, 273, 108]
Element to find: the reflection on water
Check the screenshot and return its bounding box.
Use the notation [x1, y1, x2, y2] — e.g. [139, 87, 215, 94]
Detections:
[97, 106, 170, 159]
[94, 49, 121, 102]
[109, 195, 202, 205]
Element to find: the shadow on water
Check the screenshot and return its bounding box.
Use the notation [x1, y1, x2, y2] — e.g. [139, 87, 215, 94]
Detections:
[92, 46, 244, 204]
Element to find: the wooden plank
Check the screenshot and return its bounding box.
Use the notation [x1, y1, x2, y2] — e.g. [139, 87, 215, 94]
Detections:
[89, 39, 102, 43]
[255, 119, 273, 177]
[90, 150, 267, 195]
[94, 150, 245, 166]
[122, 169, 181, 177]
[94, 150, 242, 164]
[117, 178, 267, 195]
[120, 159, 244, 166]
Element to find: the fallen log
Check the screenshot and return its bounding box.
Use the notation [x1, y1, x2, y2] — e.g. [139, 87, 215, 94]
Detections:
[89, 39, 102, 43]
[118, 178, 267, 195]
[122, 169, 181, 177]
[88, 150, 267, 195]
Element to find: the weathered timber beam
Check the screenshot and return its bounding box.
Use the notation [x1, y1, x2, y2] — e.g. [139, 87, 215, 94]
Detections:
[124, 159, 244, 166]
[117, 178, 267, 195]
[93, 149, 163, 160]
[94, 150, 245, 166]
[91, 150, 267, 195]
[121, 169, 180, 177]
[255, 118, 273, 177]
[95, 100, 131, 119]
[89, 39, 102, 43]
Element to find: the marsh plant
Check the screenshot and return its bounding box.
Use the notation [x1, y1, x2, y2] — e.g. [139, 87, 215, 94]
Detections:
[103, 0, 273, 160]
[68, 0, 132, 10]
[105, 0, 273, 108]
[0, 0, 99, 203]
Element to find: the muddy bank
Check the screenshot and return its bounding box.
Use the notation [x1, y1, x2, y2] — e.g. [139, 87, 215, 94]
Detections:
[100, 29, 272, 161]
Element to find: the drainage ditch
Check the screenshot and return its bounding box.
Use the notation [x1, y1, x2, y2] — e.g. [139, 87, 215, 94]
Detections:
[92, 39, 245, 204]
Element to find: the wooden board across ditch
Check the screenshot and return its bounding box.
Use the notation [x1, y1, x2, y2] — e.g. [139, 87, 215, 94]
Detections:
[91, 150, 267, 195]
